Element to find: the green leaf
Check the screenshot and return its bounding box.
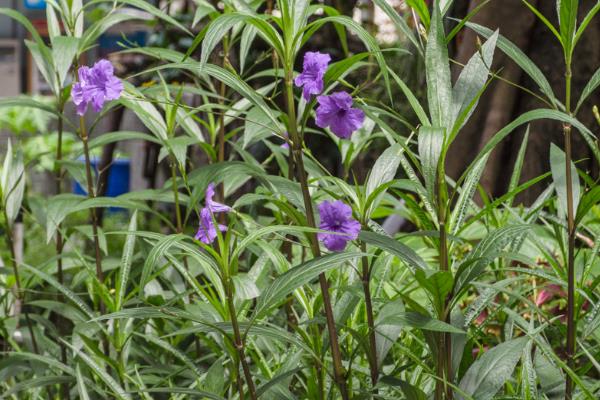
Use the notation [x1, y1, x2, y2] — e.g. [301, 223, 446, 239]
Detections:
[301, 15, 391, 100]
[52, 36, 79, 87]
[558, 0, 578, 56]
[135, 332, 203, 377]
[46, 4, 61, 41]
[426, 3, 452, 128]
[575, 65, 600, 113]
[466, 109, 600, 180]
[415, 270, 453, 314]
[359, 231, 429, 272]
[76, 364, 91, 400]
[232, 273, 260, 301]
[576, 186, 600, 226]
[0, 140, 25, 225]
[378, 311, 465, 334]
[120, 87, 168, 141]
[254, 252, 361, 318]
[451, 31, 497, 130]
[466, 22, 556, 106]
[506, 126, 530, 207]
[388, 68, 430, 126]
[199, 12, 284, 67]
[418, 126, 444, 204]
[449, 153, 489, 235]
[88, 0, 190, 36]
[458, 337, 529, 400]
[243, 106, 275, 148]
[373, 0, 422, 53]
[115, 211, 137, 311]
[550, 143, 580, 220]
[406, 0, 430, 30]
[574, 2, 600, 48]
[63, 342, 131, 400]
[454, 225, 530, 296]
[20, 263, 94, 318]
[365, 143, 403, 216]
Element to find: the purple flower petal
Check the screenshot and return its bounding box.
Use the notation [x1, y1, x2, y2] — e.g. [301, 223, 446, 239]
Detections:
[315, 91, 364, 139]
[206, 183, 232, 213]
[72, 59, 123, 116]
[195, 208, 219, 244]
[295, 52, 331, 101]
[318, 200, 361, 252]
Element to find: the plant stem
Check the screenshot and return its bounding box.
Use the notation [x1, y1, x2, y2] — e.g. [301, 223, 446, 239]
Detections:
[54, 101, 71, 400]
[435, 161, 452, 400]
[4, 211, 39, 354]
[169, 158, 201, 356]
[225, 280, 257, 400]
[79, 115, 109, 357]
[284, 70, 349, 400]
[217, 36, 230, 208]
[564, 61, 576, 400]
[360, 241, 379, 388]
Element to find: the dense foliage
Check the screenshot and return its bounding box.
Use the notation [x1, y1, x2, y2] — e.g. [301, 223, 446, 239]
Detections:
[1, 0, 599, 399]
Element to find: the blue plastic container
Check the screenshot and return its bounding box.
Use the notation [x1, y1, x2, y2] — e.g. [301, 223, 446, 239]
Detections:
[73, 158, 130, 198]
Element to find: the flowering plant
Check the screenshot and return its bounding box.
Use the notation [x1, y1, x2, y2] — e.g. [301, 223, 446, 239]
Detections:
[0, 1, 599, 400]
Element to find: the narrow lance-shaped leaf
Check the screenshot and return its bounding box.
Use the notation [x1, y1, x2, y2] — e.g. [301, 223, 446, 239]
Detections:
[458, 337, 529, 400]
[116, 210, 138, 310]
[451, 30, 498, 131]
[418, 126, 444, 206]
[254, 252, 361, 318]
[550, 143, 580, 220]
[426, 2, 452, 128]
[1, 140, 25, 225]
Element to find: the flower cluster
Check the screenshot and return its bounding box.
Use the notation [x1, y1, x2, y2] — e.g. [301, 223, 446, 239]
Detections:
[295, 52, 365, 139]
[195, 183, 232, 244]
[72, 59, 123, 116]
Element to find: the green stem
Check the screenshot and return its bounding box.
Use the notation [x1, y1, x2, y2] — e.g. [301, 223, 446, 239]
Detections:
[169, 158, 201, 356]
[564, 60, 576, 400]
[79, 115, 109, 358]
[360, 241, 379, 388]
[55, 100, 71, 400]
[4, 210, 39, 354]
[435, 162, 452, 400]
[225, 279, 257, 400]
[284, 69, 349, 400]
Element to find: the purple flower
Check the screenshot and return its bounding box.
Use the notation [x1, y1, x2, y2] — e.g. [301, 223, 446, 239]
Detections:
[315, 91, 365, 139]
[194, 183, 231, 244]
[318, 200, 361, 252]
[205, 183, 232, 213]
[195, 207, 227, 244]
[294, 52, 331, 101]
[72, 59, 123, 116]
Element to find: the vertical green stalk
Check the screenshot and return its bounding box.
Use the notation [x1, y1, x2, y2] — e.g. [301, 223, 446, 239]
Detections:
[168, 156, 201, 356]
[435, 160, 452, 400]
[4, 210, 39, 354]
[564, 61, 576, 400]
[284, 69, 349, 400]
[224, 275, 257, 400]
[78, 115, 109, 357]
[359, 241, 379, 388]
[54, 99, 71, 399]
[217, 36, 230, 206]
